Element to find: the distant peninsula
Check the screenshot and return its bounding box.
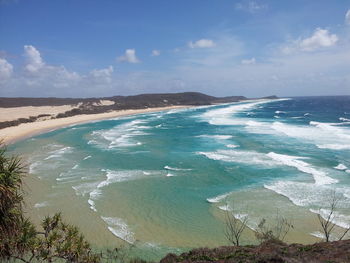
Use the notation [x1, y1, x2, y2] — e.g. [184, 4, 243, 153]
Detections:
[0, 92, 277, 129]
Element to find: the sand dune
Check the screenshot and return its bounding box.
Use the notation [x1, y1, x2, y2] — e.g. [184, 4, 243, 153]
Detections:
[0, 105, 78, 122]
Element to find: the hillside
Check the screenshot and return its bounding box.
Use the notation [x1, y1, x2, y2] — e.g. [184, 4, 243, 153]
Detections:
[0, 92, 246, 108]
[160, 239, 350, 263]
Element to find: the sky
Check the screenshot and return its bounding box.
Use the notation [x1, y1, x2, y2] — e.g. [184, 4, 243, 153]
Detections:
[0, 0, 350, 98]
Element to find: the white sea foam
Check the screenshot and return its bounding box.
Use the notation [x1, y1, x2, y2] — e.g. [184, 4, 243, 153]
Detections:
[207, 192, 230, 203]
[218, 204, 230, 211]
[271, 121, 350, 150]
[87, 187, 103, 211]
[89, 188, 102, 199]
[166, 173, 175, 177]
[217, 207, 249, 222]
[309, 231, 338, 241]
[56, 176, 77, 182]
[217, 205, 257, 230]
[310, 121, 350, 140]
[90, 119, 150, 149]
[266, 152, 337, 185]
[72, 182, 100, 196]
[164, 166, 192, 171]
[275, 111, 286, 114]
[142, 242, 161, 249]
[265, 181, 350, 228]
[97, 169, 146, 188]
[201, 99, 289, 126]
[56, 166, 95, 184]
[272, 122, 315, 138]
[334, 164, 348, 170]
[83, 155, 92, 160]
[340, 117, 350, 122]
[88, 199, 97, 212]
[197, 134, 233, 140]
[310, 208, 350, 229]
[44, 146, 72, 160]
[101, 216, 135, 244]
[29, 161, 41, 174]
[310, 231, 327, 240]
[265, 181, 324, 207]
[244, 121, 276, 135]
[245, 120, 263, 127]
[85, 170, 153, 210]
[198, 150, 279, 167]
[34, 201, 49, 208]
[316, 144, 350, 150]
[226, 144, 239, 148]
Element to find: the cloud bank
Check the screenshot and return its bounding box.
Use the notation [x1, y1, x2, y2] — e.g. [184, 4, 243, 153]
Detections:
[0, 58, 13, 79]
[1, 16, 349, 98]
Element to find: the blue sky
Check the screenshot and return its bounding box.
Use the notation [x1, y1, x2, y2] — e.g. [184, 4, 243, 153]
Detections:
[0, 0, 350, 97]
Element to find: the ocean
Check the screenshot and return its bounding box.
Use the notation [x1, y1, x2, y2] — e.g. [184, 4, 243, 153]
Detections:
[9, 96, 350, 260]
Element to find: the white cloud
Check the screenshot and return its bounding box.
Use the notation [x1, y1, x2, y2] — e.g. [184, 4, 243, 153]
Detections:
[24, 45, 45, 73]
[189, 39, 216, 48]
[90, 66, 114, 83]
[0, 58, 13, 79]
[151, 49, 160, 56]
[235, 1, 267, 13]
[241, 57, 256, 65]
[299, 28, 338, 51]
[117, 49, 140, 63]
[282, 28, 339, 54]
[2, 30, 350, 98]
[0, 45, 119, 96]
[182, 35, 244, 67]
[346, 9, 350, 25]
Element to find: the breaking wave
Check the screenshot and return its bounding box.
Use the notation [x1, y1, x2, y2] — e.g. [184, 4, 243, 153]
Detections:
[266, 152, 337, 185]
[164, 166, 192, 171]
[197, 150, 280, 167]
[89, 119, 150, 149]
[101, 216, 135, 244]
[206, 193, 230, 203]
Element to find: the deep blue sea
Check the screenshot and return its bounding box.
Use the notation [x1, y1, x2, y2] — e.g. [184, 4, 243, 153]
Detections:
[10, 96, 350, 260]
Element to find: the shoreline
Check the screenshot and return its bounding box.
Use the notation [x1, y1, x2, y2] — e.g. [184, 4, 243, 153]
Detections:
[0, 105, 189, 145]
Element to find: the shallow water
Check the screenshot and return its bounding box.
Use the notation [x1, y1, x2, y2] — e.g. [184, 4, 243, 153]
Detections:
[10, 96, 350, 260]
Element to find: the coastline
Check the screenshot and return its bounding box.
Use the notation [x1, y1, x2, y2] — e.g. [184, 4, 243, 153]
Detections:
[7, 96, 350, 259]
[0, 105, 189, 145]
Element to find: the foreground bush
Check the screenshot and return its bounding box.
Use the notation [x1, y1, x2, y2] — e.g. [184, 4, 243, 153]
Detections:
[0, 143, 100, 262]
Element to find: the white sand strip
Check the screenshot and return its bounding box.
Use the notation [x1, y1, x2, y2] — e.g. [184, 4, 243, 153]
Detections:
[0, 106, 188, 144]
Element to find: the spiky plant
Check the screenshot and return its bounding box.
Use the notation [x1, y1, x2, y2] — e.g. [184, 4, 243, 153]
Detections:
[0, 141, 32, 259]
[0, 143, 101, 262]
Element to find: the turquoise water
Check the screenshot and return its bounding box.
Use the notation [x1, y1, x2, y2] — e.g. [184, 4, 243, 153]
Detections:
[10, 97, 350, 260]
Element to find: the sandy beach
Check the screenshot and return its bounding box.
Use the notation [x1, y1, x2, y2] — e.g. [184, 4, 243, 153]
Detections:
[0, 105, 188, 144]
